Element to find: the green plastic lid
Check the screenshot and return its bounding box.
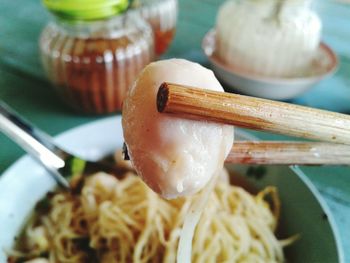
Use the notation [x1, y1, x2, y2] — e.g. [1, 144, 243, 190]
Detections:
[43, 0, 130, 21]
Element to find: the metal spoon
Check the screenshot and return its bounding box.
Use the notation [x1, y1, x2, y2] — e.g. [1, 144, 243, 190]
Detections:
[0, 101, 124, 190]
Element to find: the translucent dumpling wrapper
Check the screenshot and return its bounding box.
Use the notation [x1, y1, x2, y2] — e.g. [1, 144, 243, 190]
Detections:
[122, 59, 234, 199]
[216, 0, 322, 77]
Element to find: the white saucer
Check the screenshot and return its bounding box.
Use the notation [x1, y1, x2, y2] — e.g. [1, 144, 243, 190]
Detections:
[202, 29, 338, 100]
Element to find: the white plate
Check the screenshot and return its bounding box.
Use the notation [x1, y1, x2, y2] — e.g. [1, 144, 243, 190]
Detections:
[0, 116, 343, 262]
[202, 30, 338, 100]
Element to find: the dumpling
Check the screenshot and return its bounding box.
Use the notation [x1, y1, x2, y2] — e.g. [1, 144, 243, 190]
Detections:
[122, 59, 233, 199]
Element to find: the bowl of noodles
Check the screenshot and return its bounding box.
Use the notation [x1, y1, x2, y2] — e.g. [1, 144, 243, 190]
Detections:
[0, 116, 343, 262]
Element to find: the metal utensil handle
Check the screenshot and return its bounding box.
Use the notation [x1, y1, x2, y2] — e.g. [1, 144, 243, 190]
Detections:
[0, 101, 69, 187]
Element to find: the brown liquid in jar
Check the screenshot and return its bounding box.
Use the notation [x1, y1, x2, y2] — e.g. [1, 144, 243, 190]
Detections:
[153, 26, 176, 56]
[40, 20, 154, 114]
[139, 0, 177, 56]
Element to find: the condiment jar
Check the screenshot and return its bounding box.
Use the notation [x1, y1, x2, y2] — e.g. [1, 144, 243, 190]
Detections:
[40, 0, 154, 114]
[216, 0, 321, 77]
[134, 0, 178, 56]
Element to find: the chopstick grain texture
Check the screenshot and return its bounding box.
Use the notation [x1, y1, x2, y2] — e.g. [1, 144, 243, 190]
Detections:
[158, 83, 350, 145]
[227, 141, 350, 165]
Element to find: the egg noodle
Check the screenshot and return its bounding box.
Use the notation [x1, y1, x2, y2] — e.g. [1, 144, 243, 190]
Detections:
[9, 171, 293, 263]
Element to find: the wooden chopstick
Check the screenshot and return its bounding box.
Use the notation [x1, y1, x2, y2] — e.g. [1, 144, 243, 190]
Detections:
[227, 141, 350, 165]
[157, 83, 350, 145]
[122, 140, 350, 165]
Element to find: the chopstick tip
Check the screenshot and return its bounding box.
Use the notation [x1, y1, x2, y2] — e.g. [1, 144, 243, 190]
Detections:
[157, 82, 169, 113]
[122, 142, 130, 160]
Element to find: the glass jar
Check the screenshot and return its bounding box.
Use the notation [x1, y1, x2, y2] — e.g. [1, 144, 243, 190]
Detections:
[135, 0, 178, 56]
[40, 3, 154, 114]
[216, 0, 321, 77]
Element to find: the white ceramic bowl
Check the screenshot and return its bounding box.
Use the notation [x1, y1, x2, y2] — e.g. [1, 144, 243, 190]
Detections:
[0, 116, 344, 262]
[202, 30, 338, 100]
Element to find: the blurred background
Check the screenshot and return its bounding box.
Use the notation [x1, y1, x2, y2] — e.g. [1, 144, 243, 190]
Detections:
[0, 1, 349, 165]
[0, 0, 349, 189]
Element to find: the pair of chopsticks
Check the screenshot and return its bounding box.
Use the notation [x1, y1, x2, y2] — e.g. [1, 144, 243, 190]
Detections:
[157, 83, 350, 165]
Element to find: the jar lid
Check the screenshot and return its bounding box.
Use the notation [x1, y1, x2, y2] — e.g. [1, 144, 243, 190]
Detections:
[42, 0, 130, 21]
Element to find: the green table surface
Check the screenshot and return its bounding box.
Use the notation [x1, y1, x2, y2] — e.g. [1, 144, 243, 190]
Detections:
[1, 0, 349, 261]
